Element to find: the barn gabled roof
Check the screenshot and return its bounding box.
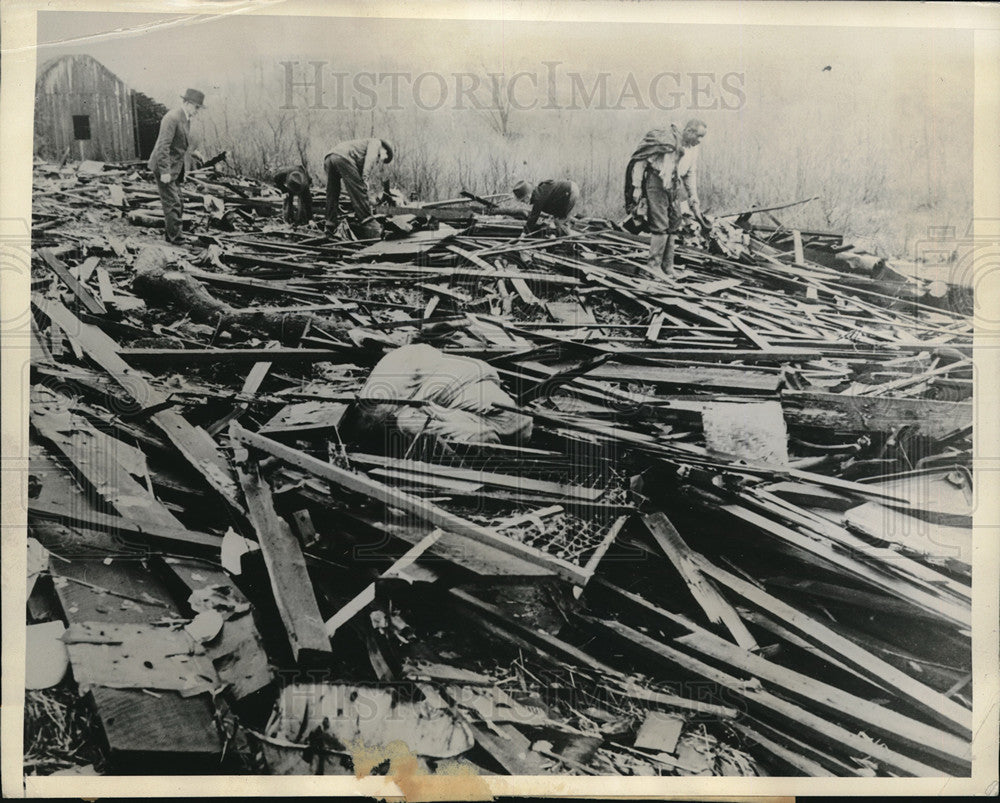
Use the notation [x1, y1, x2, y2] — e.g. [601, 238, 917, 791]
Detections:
[36, 53, 129, 88]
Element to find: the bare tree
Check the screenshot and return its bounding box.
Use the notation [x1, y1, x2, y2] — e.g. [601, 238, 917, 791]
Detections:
[475, 61, 525, 139]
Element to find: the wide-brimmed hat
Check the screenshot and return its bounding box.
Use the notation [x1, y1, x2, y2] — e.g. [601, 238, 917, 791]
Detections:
[511, 180, 532, 201]
[181, 88, 206, 108]
[285, 169, 309, 195]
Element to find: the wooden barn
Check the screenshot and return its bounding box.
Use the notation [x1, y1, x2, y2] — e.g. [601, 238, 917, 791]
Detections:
[35, 54, 144, 162]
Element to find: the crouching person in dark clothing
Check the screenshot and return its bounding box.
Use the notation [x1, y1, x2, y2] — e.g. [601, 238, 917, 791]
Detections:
[512, 179, 580, 236]
[272, 165, 313, 226]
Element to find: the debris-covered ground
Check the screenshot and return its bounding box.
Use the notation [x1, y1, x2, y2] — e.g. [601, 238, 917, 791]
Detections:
[24, 156, 973, 778]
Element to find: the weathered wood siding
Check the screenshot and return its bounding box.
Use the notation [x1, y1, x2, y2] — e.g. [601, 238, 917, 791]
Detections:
[35, 54, 138, 161]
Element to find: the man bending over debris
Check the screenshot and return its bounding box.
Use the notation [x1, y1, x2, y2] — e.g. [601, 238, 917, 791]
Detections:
[512, 179, 581, 236]
[272, 164, 313, 226]
[323, 138, 393, 240]
[626, 119, 710, 278]
[147, 88, 205, 245]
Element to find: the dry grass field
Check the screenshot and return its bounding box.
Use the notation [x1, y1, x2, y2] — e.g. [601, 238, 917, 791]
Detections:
[198, 59, 972, 263]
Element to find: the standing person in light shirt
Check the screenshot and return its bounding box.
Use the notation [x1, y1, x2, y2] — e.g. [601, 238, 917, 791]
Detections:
[626, 119, 710, 278]
[323, 137, 393, 239]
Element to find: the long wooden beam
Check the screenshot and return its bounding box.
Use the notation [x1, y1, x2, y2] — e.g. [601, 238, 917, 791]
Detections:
[582, 616, 945, 777]
[693, 556, 972, 739]
[234, 450, 331, 662]
[781, 389, 971, 439]
[32, 297, 242, 510]
[229, 423, 590, 584]
[674, 627, 970, 768]
[642, 512, 757, 650]
[37, 248, 107, 315]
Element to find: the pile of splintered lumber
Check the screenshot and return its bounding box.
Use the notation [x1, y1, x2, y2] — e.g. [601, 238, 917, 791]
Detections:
[24, 157, 972, 778]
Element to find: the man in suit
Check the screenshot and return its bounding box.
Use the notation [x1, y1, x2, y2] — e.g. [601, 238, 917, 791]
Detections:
[323, 138, 393, 239]
[512, 179, 580, 236]
[272, 164, 313, 226]
[147, 88, 205, 244]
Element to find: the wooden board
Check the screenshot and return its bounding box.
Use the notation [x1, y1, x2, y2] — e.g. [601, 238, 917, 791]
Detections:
[643, 512, 757, 650]
[28, 505, 222, 555]
[37, 248, 107, 315]
[32, 392, 183, 530]
[232, 424, 590, 584]
[674, 628, 970, 767]
[340, 509, 552, 579]
[781, 390, 971, 438]
[584, 616, 944, 777]
[32, 298, 241, 510]
[349, 453, 604, 501]
[718, 501, 970, 628]
[583, 363, 782, 394]
[47, 554, 222, 766]
[117, 347, 346, 365]
[235, 453, 331, 662]
[206, 360, 273, 436]
[350, 224, 460, 260]
[162, 558, 273, 699]
[325, 529, 443, 637]
[694, 556, 972, 738]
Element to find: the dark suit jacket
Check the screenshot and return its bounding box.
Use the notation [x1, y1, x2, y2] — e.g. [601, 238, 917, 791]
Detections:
[147, 107, 191, 180]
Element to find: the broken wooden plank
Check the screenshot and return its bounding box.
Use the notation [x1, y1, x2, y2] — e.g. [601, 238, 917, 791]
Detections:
[76, 256, 101, 283]
[733, 722, 840, 776]
[160, 557, 272, 700]
[95, 266, 117, 307]
[32, 297, 242, 510]
[349, 453, 604, 501]
[37, 247, 107, 315]
[205, 359, 272, 436]
[583, 616, 946, 777]
[728, 314, 772, 350]
[644, 312, 665, 342]
[465, 719, 547, 774]
[28, 505, 222, 555]
[350, 224, 459, 259]
[230, 423, 589, 584]
[643, 512, 758, 650]
[582, 362, 782, 393]
[580, 514, 628, 576]
[792, 229, 805, 264]
[29, 313, 56, 365]
[117, 347, 347, 365]
[673, 626, 970, 768]
[325, 529, 444, 637]
[693, 556, 972, 738]
[46, 546, 221, 768]
[716, 500, 970, 629]
[782, 389, 971, 439]
[735, 607, 888, 692]
[687, 277, 743, 295]
[234, 448, 331, 662]
[32, 393, 184, 531]
[509, 276, 541, 306]
[450, 588, 735, 718]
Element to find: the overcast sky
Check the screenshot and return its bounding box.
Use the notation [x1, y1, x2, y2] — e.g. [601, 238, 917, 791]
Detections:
[36, 10, 972, 124]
